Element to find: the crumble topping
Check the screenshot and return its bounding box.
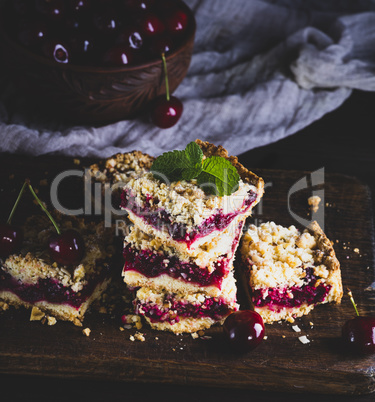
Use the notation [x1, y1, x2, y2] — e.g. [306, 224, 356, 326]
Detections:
[88, 151, 154, 185]
[123, 172, 254, 229]
[308, 195, 321, 213]
[241, 222, 318, 288]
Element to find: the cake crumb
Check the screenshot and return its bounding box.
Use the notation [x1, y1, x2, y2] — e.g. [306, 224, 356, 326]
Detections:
[298, 335, 310, 344]
[135, 321, 143, 330]
[309, 321, 314, 327]
[73, 159, 81, 165]
[353, 248, 360, 254]
[73, 318, 83, 327]
[282, 335, 286, 338]
[286, 317, 295, 324]
[198, 330, 205, 337]
[47, 316, 57, 326]
[308, 195, 321, 213]
[263, 335, 268, 340]
[129, 335, 135, 341]
[292, 325, 301, 332]
[134, 331, 145, 342]
[30, 307, 45, 321]
[82, 328, 91, 337]
[0, 301, 9, 311]
[191, 332, 199, 339]
[119, 327, 124, 332]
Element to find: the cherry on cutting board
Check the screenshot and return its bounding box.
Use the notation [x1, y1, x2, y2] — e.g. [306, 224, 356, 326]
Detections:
[150, 52, 183, 128]
[0, 182, 27, 259]
[27, 181, 85, 266]
[223, 310, 265, 353]
[342, 289, 375, 355]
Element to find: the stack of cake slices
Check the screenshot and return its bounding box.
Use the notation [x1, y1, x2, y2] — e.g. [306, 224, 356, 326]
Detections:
[0, 214, 117, 324]
[120, 140, 264, 334]
[240, 221, 343, 324]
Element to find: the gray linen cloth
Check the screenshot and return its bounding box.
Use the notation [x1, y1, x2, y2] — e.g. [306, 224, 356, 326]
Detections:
[1, 0, 375, 158]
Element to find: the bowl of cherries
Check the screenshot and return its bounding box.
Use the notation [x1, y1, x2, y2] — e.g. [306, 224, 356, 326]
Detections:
[0, 0, 196, 125]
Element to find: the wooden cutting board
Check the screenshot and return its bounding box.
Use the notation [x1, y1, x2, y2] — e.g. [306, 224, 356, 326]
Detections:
[0, 153, 374, 396]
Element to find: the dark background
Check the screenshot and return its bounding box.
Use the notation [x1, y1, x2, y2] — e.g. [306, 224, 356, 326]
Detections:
[1, 89, 375, 401]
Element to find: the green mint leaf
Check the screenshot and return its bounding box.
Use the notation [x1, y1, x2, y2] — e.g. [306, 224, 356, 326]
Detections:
[150, 149, 189, 182]
[197, 156, 240, 196]
[151, 142, 203, 183]
[185, 141, 203, 166]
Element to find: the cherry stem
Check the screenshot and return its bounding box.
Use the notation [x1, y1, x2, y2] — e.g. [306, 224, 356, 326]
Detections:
[161, 52, 170, 102]
[347, 288, 359, 317]
[27, 180, 61, 235]
[7, 181, 27, 224]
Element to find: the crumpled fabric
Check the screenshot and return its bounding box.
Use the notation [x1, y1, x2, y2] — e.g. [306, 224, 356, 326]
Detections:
[1, 0, 375, 158]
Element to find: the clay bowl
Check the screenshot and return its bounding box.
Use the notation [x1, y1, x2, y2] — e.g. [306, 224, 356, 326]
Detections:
[0, 1, 196, 125]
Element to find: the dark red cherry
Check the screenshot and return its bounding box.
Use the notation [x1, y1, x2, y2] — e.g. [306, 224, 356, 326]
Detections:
[116, 27, 143, 50]
[42, 39, 70, 63]
[35, 0, 66, 20]
[150, 95, 183, 128]
[223, 310, 265, 353]
[48, 229, 85, 266]
[93, 10, 120, 35]
[69, 32, 96, 62]
[148, 34, 173, 56]
[0, 223, 23, 259]
[102, 45, 134, 66]
[164, 9, 189, 34]
[342, 316, 375, 355]
[121, 0, 155, 11]
[139, 13, 165, 37]
[17, 20, 49, 49]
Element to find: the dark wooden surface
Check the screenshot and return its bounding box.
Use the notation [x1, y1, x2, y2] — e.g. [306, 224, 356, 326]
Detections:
[1, 89, 375, 401]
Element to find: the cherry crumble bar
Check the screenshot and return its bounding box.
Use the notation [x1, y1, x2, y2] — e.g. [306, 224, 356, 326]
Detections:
[0, 214, 117, 324]
[240, 221, 343, 324]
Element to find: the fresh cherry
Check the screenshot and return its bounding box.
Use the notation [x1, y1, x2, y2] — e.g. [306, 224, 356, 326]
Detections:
[342, 289, 375, 355]
[139, 13, 165, 37]
[150, 95, 183, 128]
[42, 39, 70, 63]
[102, 45, 134, 66]
[149, 52, 183, 128]
[48, 229, 85, 266]
[164, 9, 189, 34]
[223, 310, 265, 353]
[27, 182, 85, 266]
[35, 0, 66, 20]
[116, 27, 144, 50]
[0, 182, 27, 259]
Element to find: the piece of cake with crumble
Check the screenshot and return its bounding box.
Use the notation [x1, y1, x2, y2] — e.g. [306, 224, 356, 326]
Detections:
[120, 140, 264, 333]
[240, 221, 343, 324]
[0, 214, 117, 324]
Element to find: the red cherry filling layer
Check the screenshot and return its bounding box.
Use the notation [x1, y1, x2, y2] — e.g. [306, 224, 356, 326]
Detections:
[251, 267, 332, 310]
[0, 264, 110, 309]
[121, 188, 257, 246]
[135, 294, 234, 324]
[123, 221, 243, 287]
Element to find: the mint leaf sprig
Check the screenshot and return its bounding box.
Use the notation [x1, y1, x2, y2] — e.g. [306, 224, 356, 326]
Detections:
[150, 142, 240, 196]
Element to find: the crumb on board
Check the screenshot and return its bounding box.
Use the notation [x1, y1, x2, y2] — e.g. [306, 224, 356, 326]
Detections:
[308, 195, 321, 213]
[191, 332, 199, 339]
[130, 331, 145, 342]
[0, 301, 9, 311]
[73, 159, 81, 165]
[82, 328, 91, 337]
[292, 325, 301, 333]
[353, 248, 360, 254]
[30, 306, 45, 321]
[286, 317, 295, 323]
[298, 335, 310, 344]
[74, 318, 83, 327]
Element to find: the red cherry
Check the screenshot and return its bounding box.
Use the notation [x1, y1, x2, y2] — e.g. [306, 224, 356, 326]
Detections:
[0, 223, 23, 259]
[48, 229, 85, 266]
[223, 310, 265, 353]
[42, 39, 70, 63]
[102, 45, 134, 66]
[164, 9, 189, 34]
[139, 13, 165, 37]
[342, 289, 375, 355]
[342, 316, 375, 355]
[116, 27, 144, 50]
[35, 0, 66, 20]
[150, 95, 183, 128]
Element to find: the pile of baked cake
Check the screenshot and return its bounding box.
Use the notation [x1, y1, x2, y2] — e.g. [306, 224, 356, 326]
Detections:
[0, 140, 343, 333]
